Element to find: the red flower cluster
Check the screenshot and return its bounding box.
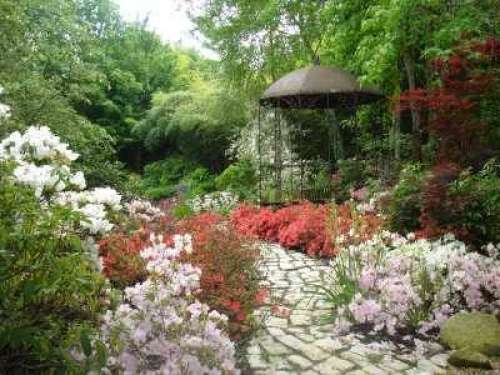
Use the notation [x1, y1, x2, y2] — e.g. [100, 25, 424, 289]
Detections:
[231, 202, 382, 257]
[176, 216, 260, 339]
[99, 229, 151, 287]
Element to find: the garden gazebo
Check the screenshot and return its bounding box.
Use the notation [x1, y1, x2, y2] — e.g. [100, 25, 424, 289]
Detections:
[257, 64, 384, 205]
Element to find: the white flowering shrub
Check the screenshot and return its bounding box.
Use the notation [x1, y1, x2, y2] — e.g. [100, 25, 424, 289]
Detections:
[329, 231, 500, 340]
[188, 191, 238, 214]
[0, 126, 121, 236]
[126, 199, 165, 223]
[98, 236, 239, 374]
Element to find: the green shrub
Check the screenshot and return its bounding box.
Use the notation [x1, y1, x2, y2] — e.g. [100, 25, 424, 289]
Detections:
[337, 158, 367, 189]
[182, 167, 216, 197]
[387, 163, 426, 233]
[140, 157, 196, 199]
[215, 160, 257, 200]
[172, 202, 194, 219]
[448, 159, 500, 246]
[0, 163, 105, 372]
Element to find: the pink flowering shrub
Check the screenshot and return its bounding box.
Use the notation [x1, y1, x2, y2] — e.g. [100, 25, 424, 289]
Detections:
[330, 232, 500, 340]
[97, 236, 239, 374]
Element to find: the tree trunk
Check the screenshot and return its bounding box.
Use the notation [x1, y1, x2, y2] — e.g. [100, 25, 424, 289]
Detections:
[403, 52, 422, 161]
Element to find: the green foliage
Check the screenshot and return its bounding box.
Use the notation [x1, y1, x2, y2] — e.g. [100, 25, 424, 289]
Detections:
[215, 160, 257, 200]
[182, 167, 216, 198]
[449, 159, 500, 245]
[134, 80, 249, 171]
[387, 163, 426, 233]
[140, 157, 196, 200]
[172, 203, 194, 219]
[0, 163, 105, 372]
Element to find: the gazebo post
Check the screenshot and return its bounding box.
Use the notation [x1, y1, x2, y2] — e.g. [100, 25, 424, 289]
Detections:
[274, 102, 282, 203]
[258, 104, 262, 205]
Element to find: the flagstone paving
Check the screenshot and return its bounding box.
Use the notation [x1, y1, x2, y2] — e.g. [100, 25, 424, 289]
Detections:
[244, 243, 450, 375]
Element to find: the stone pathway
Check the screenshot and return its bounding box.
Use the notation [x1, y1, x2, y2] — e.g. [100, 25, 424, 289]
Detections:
[244, 243, 450, 375]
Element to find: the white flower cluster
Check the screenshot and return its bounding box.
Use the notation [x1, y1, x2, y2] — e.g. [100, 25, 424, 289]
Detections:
[0, 126, 121, 236]
[188, 191, 238, 214]
[0, 126, 81, 196]
[126, 199, 164, 222]
[0, 85, 11, 119]
[99, 235, 239, 374]
[331, 232, 500, 340]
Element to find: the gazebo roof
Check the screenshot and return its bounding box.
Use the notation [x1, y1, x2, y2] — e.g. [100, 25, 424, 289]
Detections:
[260, 65, 384, 109]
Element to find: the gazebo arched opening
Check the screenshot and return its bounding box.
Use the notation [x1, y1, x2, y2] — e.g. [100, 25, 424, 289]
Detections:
[257, 64, 384, 205]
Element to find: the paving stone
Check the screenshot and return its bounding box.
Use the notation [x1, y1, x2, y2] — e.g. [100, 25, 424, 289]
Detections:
[276, 334, 305, 349]
[247, 355, 267, 369]
[267, 327, 286, 336]
[299, 344, 330, 362]
[287, 354, 313, 369]
[313, 337, 344, 352]
[315, 357, 355, 373]
[430, 353, 448, 367]
[266, 316, 289, 328]
[290, 313, 312, 326]
[362, 364, 391, 375]
[245, 243, 450, 375]
[381, 358, 410, 372]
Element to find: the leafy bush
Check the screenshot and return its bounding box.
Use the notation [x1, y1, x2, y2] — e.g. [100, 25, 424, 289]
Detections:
[387, 163, 426, 233]
[328, 232, 500, 342]
[450, 160, 500, 245]
[0, 124, 126, 372]
[140, 157, 196, 199]
[182, 167, 216, 197]
[172, 202, 195, 219]
[0, 163, 105, 372]
[215, 160, 257, 200]
[419, 159, 500, 246]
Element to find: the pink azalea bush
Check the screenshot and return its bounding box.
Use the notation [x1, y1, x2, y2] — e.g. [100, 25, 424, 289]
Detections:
[331, 231, 500, 340]
[98, 235, 239, 374]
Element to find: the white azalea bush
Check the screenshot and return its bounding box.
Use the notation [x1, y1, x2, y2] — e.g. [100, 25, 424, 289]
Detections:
[97, 235, 239, 374]
[126, 199, 165, 223]
[329, 231, 500, 341]
[188, 191, 238, 214]
[0, 126, 121, 237]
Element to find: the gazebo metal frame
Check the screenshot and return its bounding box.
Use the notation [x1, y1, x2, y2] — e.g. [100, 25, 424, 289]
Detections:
[257, 64, 384, 205]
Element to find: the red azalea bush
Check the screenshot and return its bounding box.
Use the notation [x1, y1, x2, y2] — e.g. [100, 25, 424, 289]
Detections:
[99, 210, 261, 340]
[231, 201, 382, 257]
[99, 229, 150, 287]
[176, 214, 260, 339]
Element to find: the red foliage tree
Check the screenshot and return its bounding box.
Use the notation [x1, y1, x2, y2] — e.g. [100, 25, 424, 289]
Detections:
[397, 38, 499, 241]
[397, 37, 499, 166]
